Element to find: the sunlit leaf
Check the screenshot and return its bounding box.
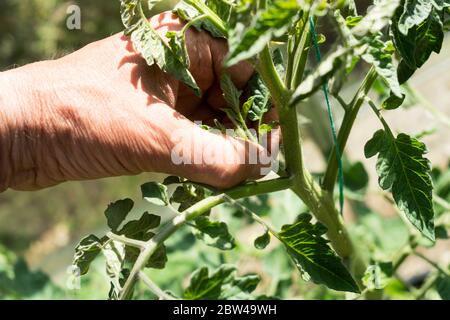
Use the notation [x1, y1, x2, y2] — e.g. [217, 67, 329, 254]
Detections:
[352, 0, 400, 36]
[141, 182, 169, 206]
[290, 47, 347, 104]
[225, 0, 299, 66]
[278, 213, 360, 293]
[72, 235, 103, 275]
[365, 130, 435, 240]
[174, 0, 228, 38]
[362, 36, 402, 98]
[103, 240, 126, 300]
[391, 4, 444, 83]
[398, 0, 434, 35]
[104, 199, 134, 232]
[119, 212, 167, 269]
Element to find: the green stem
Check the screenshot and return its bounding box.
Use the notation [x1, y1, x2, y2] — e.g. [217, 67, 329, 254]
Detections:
[138, 272, 176, 300]
[257, 45, 368, 289]
[257, 47, 289, 109]
[335, 94, 349, 111]
[183, 0, 228, 35]
[366, 98, 394, 136]
[290, 15, 312, 89]
[118, 177, 293, 299]
[415, 272, 439, 300]
[181, 14, 208, 34]
[106, 232, 146, 249]
[322, 67, 378, 193]
[223, 110, 250, 140]
[223, 194, 277, 234]
[236, 111, 258, 143]
[285, 35, 296, 88]
[392, 236, 419, 272]
[434, 194, 450, 211]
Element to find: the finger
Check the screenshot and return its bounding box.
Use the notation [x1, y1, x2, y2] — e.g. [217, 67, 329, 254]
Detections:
[260, 107, 281, 157]
[208, 38, 254, 89]
[175, 87, 203, 115]
[205, 82, 227, 111]
[153, 105, 268, 189]
[187, 103, 224, 125]
[150, 12, 215, 93]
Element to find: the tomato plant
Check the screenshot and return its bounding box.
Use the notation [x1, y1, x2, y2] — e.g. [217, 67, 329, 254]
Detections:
[72, 0, 450, 300]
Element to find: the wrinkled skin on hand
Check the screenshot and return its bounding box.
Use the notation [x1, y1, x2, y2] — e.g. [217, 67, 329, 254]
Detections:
[0, 12, 278, 191]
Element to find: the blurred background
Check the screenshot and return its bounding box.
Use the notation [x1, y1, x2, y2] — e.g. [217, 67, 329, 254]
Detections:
[0, 0, 449, 299]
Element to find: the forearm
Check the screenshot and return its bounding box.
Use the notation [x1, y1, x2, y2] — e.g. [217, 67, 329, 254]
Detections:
[0, 64, 54, 192]
[0, 57, 170, 191]
[1, 69, 28, 191]
[0, 71, 15, 192]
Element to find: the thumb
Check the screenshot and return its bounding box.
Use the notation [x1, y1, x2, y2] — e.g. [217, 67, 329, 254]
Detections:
[165, 115, 267, 189]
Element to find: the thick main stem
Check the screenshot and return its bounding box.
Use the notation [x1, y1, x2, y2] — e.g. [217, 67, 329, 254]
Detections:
[257, 46, 367, 288]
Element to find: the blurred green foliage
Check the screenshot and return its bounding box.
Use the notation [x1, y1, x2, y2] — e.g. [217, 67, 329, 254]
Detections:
[0, 0, 121, 68]
[0, 0, 177, 69]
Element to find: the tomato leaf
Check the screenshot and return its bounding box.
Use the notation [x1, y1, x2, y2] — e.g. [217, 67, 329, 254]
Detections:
[431, 0, 450, 10]
[163, 176, 182, 185]
[225, 0, 299, 66]
[120, 0, 200, 95]
[246, 73, 270, 122]
[436, 273, 450, 300]
[192, 216, 236, 250]
[205, 0, 234, 22]
[290, 47, 347, 104]
[104, 199, 134, 232]
[166, 30, 190, 67]
[103, 240, 126, 300]
[398, 0, 434, 35]
[220, 73, 242, 114]
[343, 160, 369, 192]
[362, 36, 403, 98]
[391, 5, 444, 83]
[132, 20, 201, 95]
[184, 264, 259, 300]
[118, 212, 161, 237]
[382, 94, 406, 110]
[171, 183, 212, 211]
[72, 235, 103, 275]
[141, 182, 169, 206]
[254, 230, 271, 250]
[119, 212, 167, 269]
[435, 225, 448, 239]
[278, 213, 360, 293]
[174, 0, 228, 38]
[351, 0, 400, 36]
[365, 130, 435, 241]
[120, 0, 141, 35]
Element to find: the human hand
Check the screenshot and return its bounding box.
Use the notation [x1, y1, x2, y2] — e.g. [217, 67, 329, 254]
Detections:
[0, 12, 278, 192]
